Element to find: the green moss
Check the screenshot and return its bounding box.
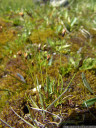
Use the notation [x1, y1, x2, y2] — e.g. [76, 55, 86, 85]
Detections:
[29, 28, 55, 44]
[1, 0, 96, 126]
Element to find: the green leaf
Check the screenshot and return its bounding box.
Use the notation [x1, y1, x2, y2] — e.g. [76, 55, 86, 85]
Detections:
[48, 56, 53, 66]
[56, 25, 62, 33]
[71, 17, 77, 27]
[81, 72, 93, 94]
[82, 97, 96, 107]
[80, 58, 96, 70]
[45, 76, 54, 95]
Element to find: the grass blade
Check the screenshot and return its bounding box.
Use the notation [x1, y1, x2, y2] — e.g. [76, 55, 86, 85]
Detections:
[36, 77, 44, 109]
[30, 95, 39, 108]
[0, 88, 13, 94]
[81, 72, 93, 94]
[10, 107, 36, 128]
[0, 118, 13, 128]
[47, 72, 76, 110]
[48, 56, 53, 66]
[82, 97, 96, 107]
[30, 107, 62, 121]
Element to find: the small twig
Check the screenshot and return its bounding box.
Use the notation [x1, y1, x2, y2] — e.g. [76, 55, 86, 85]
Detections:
[62, 95, 73, 101]
[10, 107, 36, 128]
[34, 119, 45, 128]
[79, 28, 92, 39]
[30, 107, 62, 121]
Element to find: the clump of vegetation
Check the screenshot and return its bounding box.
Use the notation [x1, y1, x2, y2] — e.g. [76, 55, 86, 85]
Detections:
[0, 0, 96, 127]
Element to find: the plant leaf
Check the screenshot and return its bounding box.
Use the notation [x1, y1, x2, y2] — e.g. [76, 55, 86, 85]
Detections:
[17, 73, 26, 83]
[80, 58, 96, 70]
[82, 97, 96, 107]
[71, 17, 77, 27]
[48, 56, 53, 66]
[81, 72, 93, 94]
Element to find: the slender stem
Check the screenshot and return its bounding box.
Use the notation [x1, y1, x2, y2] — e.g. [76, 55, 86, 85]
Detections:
[0, 118, 13, 128]
[10, 107, 36, 128]
[47, 72, 76, 110]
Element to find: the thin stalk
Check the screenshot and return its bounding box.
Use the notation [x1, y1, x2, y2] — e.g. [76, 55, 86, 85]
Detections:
[36, 77, 44, 110]
[30, 95, 39, 108]
[47, 72, 76, 110]
[60, 74, 63, 93]
[60, 53, 62, 67]
[0, 118, 13, 128]
[84, 102, 96, 120]
[38, 52, 44, 87]
[60, 40, 63, 67]
[31, 107, 62, 121]
[27, 105, 38, 128]
[10, 107, 36, 128]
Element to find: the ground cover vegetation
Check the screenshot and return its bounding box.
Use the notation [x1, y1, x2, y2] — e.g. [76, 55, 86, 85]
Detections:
[0, 0, 96, 127]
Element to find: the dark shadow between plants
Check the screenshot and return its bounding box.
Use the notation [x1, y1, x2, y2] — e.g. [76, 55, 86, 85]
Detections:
[59, 106, 96, 127]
